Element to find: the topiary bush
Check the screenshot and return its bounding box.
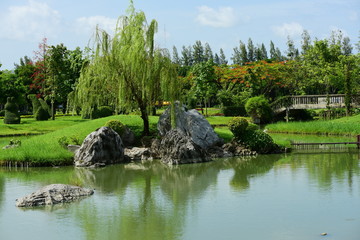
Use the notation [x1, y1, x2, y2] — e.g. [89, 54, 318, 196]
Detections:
[0, 110, 5, 117]
[105, 119, 126, 136]
[228, 117, 249, 139]
[35, 107, 50, 121]
[242, 130, 279, 154]
[4, 97, 21, 124]
[91, 106, 113, 119]
[27, 94, 42, 115]
[245, 96, 273, 123]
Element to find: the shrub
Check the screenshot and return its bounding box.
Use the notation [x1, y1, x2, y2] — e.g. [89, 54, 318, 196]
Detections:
[222, 106, 246, 117]
[242, 130, 278, 154]
[228, 117, 249, 139]
[27, 94, 42, 115]
[58, 135, 81, 149]
[105, 119, 126, 136]
[245, 96, 273, 123]
[35, 107, 50, 121]
[0, 110, 5, 117]
[39, 99, 51, 116]
[91, 106, 113, 119]
[4, 97, 21, 124]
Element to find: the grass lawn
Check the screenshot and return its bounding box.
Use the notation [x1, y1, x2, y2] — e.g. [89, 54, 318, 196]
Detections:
[266, 114, 360, 136]
[0, 116, 89, 136]
[0, 115, 159, 166]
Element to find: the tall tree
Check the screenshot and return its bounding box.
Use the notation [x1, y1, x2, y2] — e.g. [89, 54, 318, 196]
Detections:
[204, 42, 213, 62]
[341, 36, 352, 56]
[269, 41, 276, 60]
[172, 46, 181, 65]
[193, 40, 204, 64]
[181, 45, 193, 66]
[247, 38, 255, 62]
[301, 30, 311, 55]
[261, 43, 268, 60]
[231, 46, 241, 65]
[219, 48, 228, 65]
[286, 36, 299, 60]
[76, 2, 178, 135]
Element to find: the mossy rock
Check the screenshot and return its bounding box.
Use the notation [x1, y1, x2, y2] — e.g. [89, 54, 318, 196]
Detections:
[4, 97, 21, 124]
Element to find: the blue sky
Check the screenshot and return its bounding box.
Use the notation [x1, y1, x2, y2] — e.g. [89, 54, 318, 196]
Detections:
[0, 0, 359, 70]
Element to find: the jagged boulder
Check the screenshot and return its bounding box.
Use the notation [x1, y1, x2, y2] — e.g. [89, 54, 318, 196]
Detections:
[159, 129, 209, 165]
[124, 147, 152, 161]
[15, 184, 94, 207]
[158, 103, 223, 149]
[74, 127, 124, 167]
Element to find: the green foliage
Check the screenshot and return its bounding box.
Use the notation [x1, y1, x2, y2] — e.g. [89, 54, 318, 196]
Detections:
[39, 98, 51, 116]
[35, 107, 50, 121]
[105, 119, 126, 136]
[228, 117, 249, 138]
[0, 110, 4, 117]
[245, 96, 273, 123]
[91, 106, 113, 119]
[222, 106, 246, 117]
[57, 135, 81, 149]
[76, 3, 179, 135]
[242, 130, 278, 153]
[27, 94, 42, 115]
[4, 97, 21, 124]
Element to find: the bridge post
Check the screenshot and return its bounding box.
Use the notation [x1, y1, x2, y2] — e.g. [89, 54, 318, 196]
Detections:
[357, 135, 360, 149]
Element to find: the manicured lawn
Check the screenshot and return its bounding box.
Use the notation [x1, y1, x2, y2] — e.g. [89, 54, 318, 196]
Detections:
[266, 114, 360, 136]
[0, 116, 88, 136]
[0, 115, 159, 166]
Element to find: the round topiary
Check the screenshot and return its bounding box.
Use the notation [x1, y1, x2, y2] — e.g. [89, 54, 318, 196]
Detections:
[228, 117, 249, 139]
[35, 107, 50, 121]
[105, 119, 126, 136]
[245, 96, 273, 123]
[243, 130, 278, 153]
[91, 106, 113, 119]
[4, 97, 21, 124]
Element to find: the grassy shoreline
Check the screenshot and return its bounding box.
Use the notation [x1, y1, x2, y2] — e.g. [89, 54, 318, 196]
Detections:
[266, 114, 360, 136]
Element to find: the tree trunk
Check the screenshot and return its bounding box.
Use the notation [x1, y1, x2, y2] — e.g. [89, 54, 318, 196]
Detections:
[140, 106, 150, 136]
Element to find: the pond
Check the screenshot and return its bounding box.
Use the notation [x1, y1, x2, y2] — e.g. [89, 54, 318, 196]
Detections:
[0, 136, 359, 240]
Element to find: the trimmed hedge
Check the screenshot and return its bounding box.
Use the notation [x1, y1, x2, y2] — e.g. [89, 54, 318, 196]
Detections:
[4, 97, 21, 124]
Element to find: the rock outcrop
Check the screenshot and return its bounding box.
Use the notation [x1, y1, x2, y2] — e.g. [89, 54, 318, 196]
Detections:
[158, 103, 223, 149]
[16, 184, 94, 207]
[124, 147, 152, 161]
[74, 127, 124, 167]
[159, 129, 209, 165]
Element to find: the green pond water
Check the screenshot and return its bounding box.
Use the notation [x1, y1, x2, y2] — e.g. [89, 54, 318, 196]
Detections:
[0, 134, 360, 240]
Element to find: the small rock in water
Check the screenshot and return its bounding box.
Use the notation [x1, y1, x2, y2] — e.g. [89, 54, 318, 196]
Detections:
[16, 184, 94, 207]
[320, 232, 328, 236]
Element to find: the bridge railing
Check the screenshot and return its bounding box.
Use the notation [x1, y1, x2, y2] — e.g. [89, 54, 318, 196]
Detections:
[272, 94, 360, 112]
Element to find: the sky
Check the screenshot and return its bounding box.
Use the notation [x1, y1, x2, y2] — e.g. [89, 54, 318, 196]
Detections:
[0, 0, 359, 70]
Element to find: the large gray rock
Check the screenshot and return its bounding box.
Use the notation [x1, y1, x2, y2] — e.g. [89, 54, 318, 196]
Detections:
[16, 184, 94, 207]
[74, 127, 124, 167]
[159, 129, 209, 165]
[158, 103, 223, 149]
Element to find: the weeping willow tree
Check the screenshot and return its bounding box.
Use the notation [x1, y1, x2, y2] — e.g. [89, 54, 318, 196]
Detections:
[75, 1, 178, 135]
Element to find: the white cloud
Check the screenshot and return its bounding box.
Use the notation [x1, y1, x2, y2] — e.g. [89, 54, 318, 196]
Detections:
[196, 6, 237, 28]
[0, 0, 61, 41]
[272, 22, 304, 38]
[74, 16, 118, 36]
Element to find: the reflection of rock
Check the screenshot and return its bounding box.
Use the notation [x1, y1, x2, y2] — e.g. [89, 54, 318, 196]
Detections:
[159, 129, 209, 165]
[158, 103, 223, 149]
[125, 147, 152, 161]
[16, 184, 94, 207]
[74, 127, 124, 167]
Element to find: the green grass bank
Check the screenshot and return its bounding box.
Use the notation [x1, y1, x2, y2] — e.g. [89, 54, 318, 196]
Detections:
[266, 114, 360, 136]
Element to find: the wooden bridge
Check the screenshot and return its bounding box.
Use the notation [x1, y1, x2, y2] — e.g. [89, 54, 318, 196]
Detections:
[272, 94, 360, 113]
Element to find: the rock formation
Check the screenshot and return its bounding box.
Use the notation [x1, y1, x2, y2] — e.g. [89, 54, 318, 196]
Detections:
[159, 129, 209, 165]
[16, 184, 94, 207]
[158, 103, 223, 149]
[74, 127, 124, 167]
